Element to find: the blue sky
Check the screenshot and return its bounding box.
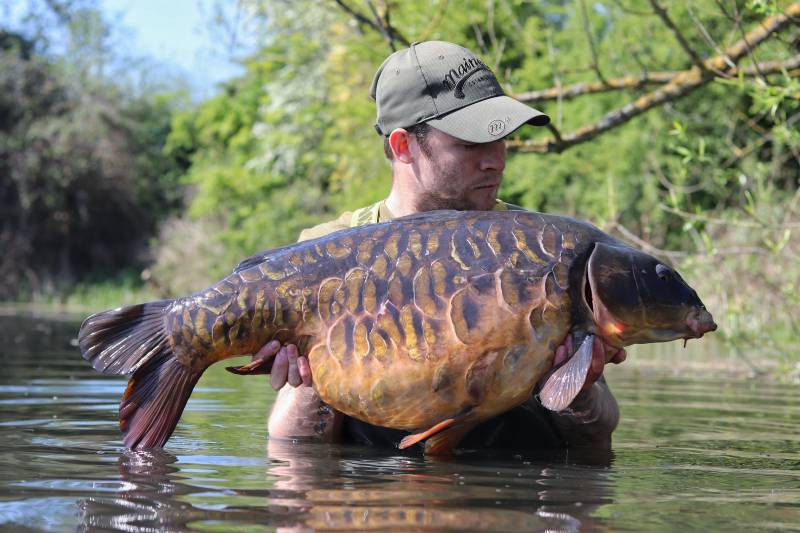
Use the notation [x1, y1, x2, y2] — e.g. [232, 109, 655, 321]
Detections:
[100, 0, 246, 98]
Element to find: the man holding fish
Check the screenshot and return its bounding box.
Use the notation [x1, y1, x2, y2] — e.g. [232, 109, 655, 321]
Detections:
[264, 41, 627, 451]
[79, 41, 715, 453]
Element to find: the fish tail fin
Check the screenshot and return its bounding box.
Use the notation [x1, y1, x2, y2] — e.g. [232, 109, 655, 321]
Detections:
[78, 300, 204, 449]
[79, 300, 173, 376]
[119, 353, 202, 449]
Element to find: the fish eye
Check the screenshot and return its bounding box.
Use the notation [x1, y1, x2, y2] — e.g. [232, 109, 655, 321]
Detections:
[655, 264, 672, 281]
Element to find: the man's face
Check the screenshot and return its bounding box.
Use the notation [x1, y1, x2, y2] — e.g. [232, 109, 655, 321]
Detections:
[410, 128, 506, 212]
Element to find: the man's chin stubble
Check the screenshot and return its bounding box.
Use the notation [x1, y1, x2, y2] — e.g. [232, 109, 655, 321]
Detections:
[414, 195, 482, 213]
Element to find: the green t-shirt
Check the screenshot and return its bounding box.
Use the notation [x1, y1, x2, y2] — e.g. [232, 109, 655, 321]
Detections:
[298, 199, 520, 242]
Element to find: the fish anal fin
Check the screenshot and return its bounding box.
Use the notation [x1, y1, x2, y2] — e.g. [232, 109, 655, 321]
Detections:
[424, 423, 475, 456]
[539, 334, 594, 412]
[398, 407, 474, 453]
[398, 417, 457, 450]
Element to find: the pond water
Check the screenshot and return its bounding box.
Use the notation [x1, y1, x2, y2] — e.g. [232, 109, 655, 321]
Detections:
[0, 313, 798, 531]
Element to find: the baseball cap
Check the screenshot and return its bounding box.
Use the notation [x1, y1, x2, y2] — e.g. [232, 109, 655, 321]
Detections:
[370, 40, 549, 143]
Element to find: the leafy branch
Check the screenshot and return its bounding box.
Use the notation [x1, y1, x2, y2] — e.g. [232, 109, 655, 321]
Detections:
[331, 0, 410, 51]
[507, 2, 800, 153]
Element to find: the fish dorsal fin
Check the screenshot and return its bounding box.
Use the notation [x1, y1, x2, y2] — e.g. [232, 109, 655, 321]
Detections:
[231, 242, 299, 274]
[539, 335, 594, 412]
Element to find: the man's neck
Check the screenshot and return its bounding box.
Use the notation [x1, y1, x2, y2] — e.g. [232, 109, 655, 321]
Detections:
[384, 188, 419, 218]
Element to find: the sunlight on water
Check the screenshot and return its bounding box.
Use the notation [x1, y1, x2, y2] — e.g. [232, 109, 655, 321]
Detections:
[0, 314, 798, 531]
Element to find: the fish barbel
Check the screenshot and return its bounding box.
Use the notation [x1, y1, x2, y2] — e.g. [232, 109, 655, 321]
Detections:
[78, 210, 716, 453]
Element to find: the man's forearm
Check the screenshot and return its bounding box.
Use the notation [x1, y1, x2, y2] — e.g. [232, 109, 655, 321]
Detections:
[547, 377, 619, 448]
[267, 386, 342, 442]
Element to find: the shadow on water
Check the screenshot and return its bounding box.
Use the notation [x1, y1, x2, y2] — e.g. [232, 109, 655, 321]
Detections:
[1, 314, 799, 531]
[77, 442, 616, 532]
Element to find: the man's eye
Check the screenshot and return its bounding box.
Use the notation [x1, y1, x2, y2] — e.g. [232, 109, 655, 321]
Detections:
[462, 143, 478, 150]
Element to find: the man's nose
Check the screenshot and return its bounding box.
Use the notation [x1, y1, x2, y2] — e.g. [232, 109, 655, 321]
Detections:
[479, 140, 506, 171]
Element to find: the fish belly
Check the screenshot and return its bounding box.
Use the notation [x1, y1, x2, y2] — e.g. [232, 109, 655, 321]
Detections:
[297, 214, 576, 430]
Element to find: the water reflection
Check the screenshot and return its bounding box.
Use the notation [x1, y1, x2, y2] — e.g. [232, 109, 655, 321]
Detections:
[264, 440, 616, 531]
[77, 441, 617, 531]
[4, 315, 800, 531]
[78, 451, 278, 531]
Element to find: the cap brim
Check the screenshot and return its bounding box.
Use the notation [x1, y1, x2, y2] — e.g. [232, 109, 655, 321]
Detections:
[426, 95, 549, 143]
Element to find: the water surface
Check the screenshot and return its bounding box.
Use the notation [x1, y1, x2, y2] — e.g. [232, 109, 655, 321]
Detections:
[0, 313, 797, 531]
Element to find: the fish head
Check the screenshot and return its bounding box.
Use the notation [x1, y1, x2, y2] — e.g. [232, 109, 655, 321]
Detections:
[583, 242, 717, 347]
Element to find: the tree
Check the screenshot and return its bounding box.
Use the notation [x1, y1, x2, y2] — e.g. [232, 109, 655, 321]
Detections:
[0, 4, 187, 298]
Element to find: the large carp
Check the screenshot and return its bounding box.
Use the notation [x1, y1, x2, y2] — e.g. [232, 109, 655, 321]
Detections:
[79, 210, 716, 454]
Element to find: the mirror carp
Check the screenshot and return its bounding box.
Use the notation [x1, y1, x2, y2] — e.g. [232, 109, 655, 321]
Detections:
[78, 210, 716, 454]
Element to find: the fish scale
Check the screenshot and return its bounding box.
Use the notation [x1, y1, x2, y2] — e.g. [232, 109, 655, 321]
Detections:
[78, 209, 716, 453]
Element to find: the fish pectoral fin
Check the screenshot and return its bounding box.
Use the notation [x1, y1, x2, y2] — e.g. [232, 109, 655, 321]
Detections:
[398, 408, 473, 452]
[538, 334, 594, 412]
[225, 355, 275, 375]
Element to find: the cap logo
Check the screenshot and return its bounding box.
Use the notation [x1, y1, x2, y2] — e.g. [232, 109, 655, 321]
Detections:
[442, 56, 489, 99]
[453, 67, 490, 99]
[487, 119, 506, 136]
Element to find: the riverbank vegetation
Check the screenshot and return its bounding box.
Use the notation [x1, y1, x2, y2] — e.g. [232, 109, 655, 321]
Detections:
[2, 0, 798, 378]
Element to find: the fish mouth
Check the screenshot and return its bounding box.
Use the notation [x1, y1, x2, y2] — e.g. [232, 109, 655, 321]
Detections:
[685, 307, 717, 338]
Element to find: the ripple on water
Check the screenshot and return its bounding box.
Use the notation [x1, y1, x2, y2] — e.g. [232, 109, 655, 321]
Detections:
[0, 316, 799, 531]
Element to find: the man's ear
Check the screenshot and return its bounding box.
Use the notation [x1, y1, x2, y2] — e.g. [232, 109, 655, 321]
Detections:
[388, 129, 414, 164]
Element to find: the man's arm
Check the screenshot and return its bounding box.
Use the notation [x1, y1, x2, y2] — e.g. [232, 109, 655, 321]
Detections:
[268, 386, 343, 442]
[262, 213, 356, 442]
[255, 341, 343, 442]
[541, 336, 624, 448]
[545, 376, 619, 448]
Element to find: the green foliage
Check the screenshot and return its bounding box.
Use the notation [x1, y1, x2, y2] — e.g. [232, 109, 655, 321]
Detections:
[149, 0, 798, 373]
[670, 71, 800, 378]
[0, 4, 188, 299]
[21, 268, 159, 310]
[5, 0, 798, 373]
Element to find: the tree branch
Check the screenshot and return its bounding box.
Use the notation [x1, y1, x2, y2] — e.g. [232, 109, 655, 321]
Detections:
[514, 55, 800, 103]
[648, 0, 709, 73]
[722, 111, 800, 168]
[607, 220, 774, 260]
[687, 4, 736, 69]
[368, 0, 410, 50]
[607, 221, 688, 259]
[363, 0, 396, 51]
[545, 29, 564, 127]
[507, 2, 800, 154]
[515, 71, 678, 102]
[331, 0, 410, 51]
[579, 0, 608, 84]
[418, 0, 449, 42]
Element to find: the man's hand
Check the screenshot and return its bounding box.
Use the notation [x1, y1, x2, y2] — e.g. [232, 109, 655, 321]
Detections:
[252, 341, 313, 390]
[552, 335, 627, 391]
[587, 337, 626, 389]
[259, 334, 622, 393]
